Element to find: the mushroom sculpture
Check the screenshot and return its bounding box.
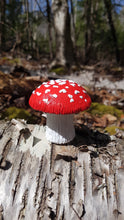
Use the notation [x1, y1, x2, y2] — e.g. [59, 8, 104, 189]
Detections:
[29, 79, 91, 144]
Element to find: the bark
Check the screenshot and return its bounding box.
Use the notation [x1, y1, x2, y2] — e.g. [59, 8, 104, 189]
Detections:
[46, 0, 53, 59]
[0, 0, 6, 50]
[0, 119, 124, 220]
[104, 0, 120, 63]
[84, 0, 93, 64]
[70, 0, 76, 49]
[25, 0, 31, 50]
[51, 0, 74, 67]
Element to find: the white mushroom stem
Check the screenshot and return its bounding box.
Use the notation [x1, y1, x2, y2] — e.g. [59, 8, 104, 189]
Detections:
[46, 113, 75, 144]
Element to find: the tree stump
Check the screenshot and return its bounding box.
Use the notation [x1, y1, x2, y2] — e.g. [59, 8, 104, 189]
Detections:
[0, 119, 124, 220]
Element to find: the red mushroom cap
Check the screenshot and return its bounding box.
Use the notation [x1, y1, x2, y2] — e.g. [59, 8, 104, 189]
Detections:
[29, 79, 91, 114]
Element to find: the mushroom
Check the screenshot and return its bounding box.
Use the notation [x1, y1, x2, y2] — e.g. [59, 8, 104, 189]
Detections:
[29, 79, 91, 144]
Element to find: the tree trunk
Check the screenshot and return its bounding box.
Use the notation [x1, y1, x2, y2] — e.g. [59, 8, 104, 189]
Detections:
[0, 119, 124, 219]
[104, 0, 120, 63]
[46, 0, 53, 60]
[0, 0, 6, 50]
[25, 0, 31, 51]
[70, 0, 76, 49]
[51, 0, 74, 67]
[84, 0, 92, 64]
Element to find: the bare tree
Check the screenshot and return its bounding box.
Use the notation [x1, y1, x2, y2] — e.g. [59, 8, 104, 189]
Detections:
[46, 0, 53, 59]
[70, 0, 76, 49]
[84, 0, 93, 64]
[51, 0, 74, 67]
[104, 0, 120, 63]
[25, 0, 32, 51]
[35, 0, 53, 59]
[0, 0, 6, 50]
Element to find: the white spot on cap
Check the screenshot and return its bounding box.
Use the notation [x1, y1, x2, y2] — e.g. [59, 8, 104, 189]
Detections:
[85, 99, 87, 102]
[53, 85, 58, 88]
[65, 86, 69, 89]
[83, 90, 87, 93]
[32, 90, 35, 94]
[36, 92, 41, 96]
[69, 80, 74, 83]
[52, 94, 57, 98]
[59, 89, 67, 93]
[45, 89, 50, 93]
[56, 79, 61, 83]
[74, 90, 80, 94]
[44, 85, 50, 87]
[68, 94, 73, 98]
[79, 96, 83, 99]
[49, 80, 55, 85]
[43, 98, 48, 103]
[38, 85, 41, 88]
[70, 83, 76, 87]
[59, 82, 66, 85]
[43, 82, 47, 84]
[70, 98, 74, 103]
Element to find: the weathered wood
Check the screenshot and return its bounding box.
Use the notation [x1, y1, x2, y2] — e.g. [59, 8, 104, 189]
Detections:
[0, 119, 124, 220]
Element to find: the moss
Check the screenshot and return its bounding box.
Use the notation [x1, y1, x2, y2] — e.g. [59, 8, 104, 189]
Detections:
[1, 107, 31, 121]
[50, 67, 68, 75]
[9, 58, 21, 65]
[105, 126, 124, 135]
[88, 102, 123, 119]
[111, 67, 122, 72]
[2, 57, 8, 61]
[105, 126, 118, 135]
[1, 57, 21, 65]
[1, 107, 40, 124]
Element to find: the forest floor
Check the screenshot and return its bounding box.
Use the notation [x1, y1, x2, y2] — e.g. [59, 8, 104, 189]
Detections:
[0, 54, 124, 140]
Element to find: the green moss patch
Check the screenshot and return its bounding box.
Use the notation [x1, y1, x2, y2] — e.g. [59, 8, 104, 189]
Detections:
[50, 66, 68, 75]
[0, 57, 21, 65]
[1, 107, 39, 124]
[1, 107, 31, 121]
[105, 126, 118, 135]
[9, 58, 21, 65]
[88, 102, 123, 119]
[105, 126, 124, 135]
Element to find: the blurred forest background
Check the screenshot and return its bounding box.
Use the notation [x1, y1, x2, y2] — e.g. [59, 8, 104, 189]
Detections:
[0, 0, 124, 65]
[0, 0, 124, 137]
